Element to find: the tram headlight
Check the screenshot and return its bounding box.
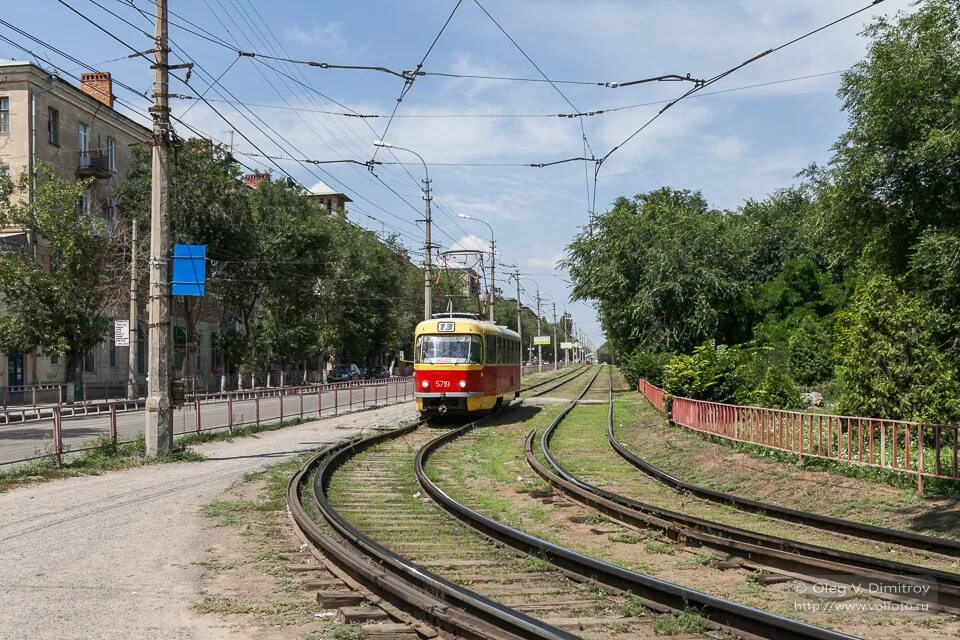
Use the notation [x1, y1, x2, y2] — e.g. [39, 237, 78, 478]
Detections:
[421, 380, 429, 390]
[459, 380, 467, 390]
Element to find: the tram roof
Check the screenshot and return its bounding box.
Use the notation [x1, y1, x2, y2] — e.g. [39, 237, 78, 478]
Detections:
[415, 317, 520, 340]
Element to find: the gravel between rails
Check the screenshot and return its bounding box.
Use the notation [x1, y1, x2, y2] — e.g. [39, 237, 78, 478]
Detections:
[0, 402, 417, 640]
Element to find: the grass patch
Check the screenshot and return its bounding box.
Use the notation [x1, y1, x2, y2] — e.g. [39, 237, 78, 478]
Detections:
[652, 610, 707, 636]
[644, 541, 676, 555]
[608, 532, 642, 544]
[675, 553, 717, 569]
[0, 433, 203, 492]
[620, 595, 648, 617]
[519, 555, 553, 572]
[303, 623, 364, 640]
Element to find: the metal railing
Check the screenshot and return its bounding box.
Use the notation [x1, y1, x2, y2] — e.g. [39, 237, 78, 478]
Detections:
[638, 379, 959, 493]
[0, 377, 414, 470]
[638, 379, 665, 411]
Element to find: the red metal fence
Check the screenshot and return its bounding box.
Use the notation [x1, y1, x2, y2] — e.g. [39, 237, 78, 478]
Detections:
[638, 379, 665, 412]
[638, 379, 959, 493]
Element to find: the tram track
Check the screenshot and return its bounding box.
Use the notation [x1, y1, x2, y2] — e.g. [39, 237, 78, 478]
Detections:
[521, 365, 592, 398]
[286, 381, 865, 639]
[610, 394, 960, 556]
[531, 366, 960, 621]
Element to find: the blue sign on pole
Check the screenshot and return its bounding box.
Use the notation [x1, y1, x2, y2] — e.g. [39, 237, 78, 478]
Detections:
[171, 244, 206, 296]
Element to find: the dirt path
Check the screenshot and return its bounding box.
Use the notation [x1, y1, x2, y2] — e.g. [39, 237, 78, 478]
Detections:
[0, 403, 416, 640]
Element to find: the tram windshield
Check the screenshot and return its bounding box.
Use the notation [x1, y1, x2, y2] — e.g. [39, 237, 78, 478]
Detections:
[416, 335, 484, 364]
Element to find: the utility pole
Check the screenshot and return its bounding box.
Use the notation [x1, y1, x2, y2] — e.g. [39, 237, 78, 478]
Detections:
[513, 270, 522, 355]
[563, 312, 569, 367]
[489, 239, 495, 322]
[536, 290, 543, 374]
[145, 0, 172, 458]
[552, 302, 558, 371]
[423, 177, 433, 321]
[127, 221, 138, 400]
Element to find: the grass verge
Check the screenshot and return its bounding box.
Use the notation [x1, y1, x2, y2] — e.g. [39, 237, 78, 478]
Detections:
[0, 433, 202, 492]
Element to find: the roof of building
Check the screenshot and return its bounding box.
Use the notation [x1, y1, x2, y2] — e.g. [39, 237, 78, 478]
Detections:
[0, 61, 150, 137]
[307, 179, 352, 202]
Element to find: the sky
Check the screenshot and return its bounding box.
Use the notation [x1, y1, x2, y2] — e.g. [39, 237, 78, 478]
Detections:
[1, 0, 917, 349]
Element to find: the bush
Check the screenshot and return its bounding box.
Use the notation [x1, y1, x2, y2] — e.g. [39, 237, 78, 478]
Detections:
[739, 366, 803, 410]
[663, 342, 742, 402]
[834, 274, 960, 423]
[786, 314, 834, 386]
[621, 350, 672, 388]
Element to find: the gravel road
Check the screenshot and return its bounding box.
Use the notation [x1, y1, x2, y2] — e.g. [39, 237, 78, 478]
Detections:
[0, 402, 418, 640]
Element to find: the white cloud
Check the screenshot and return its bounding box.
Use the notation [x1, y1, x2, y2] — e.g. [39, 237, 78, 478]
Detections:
[286, 21, 347, 52]
[525, 254, 564, 270]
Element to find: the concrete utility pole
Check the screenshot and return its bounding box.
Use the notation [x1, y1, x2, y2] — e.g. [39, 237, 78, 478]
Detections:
[375, 141, 432, 321]
[536, 290, 543, 374]
[145, 0, 173, 458]
[489, 238, 495, 322]
[423, 177, 433, 321]
[563, 313, 570, 366]
[552, 302, 558, 371]
[513, 270, 522, 352]
[127, 221, 137, 400]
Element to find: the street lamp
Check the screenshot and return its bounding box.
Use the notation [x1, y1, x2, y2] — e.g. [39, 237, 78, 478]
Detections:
[520, 276, 544, 373]
[374, 140, 433, 321]
[457, 214, 495, 322]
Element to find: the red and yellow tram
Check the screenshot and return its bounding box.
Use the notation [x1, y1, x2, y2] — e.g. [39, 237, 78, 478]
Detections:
[414, 314, 521, 417]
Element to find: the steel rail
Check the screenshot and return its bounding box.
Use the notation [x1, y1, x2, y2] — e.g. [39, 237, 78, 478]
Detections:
[415, 394, 853, 640]
[288, 420, 579, 640]
[614, 388, 960, 556]
[521, 364, 592, 397]
[533, 367, 960, 614]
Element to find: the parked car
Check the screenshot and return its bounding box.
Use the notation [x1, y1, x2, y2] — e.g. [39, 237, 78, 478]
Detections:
[365, 365, 390, 380]
[329, 364, 362, 382]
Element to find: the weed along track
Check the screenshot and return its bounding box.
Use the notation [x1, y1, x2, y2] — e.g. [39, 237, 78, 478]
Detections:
[532, 366, 960, 637]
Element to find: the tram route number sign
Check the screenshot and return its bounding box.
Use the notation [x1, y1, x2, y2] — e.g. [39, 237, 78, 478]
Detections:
[533, 336, 551, 346]
[560, 341, 574, 350]
[114, 320, 130, 347]
[437, 322, 456, 332]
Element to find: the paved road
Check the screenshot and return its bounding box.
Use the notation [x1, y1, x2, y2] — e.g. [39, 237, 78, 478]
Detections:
[0, 401, 418, 640]
[0, 380, 414, 467]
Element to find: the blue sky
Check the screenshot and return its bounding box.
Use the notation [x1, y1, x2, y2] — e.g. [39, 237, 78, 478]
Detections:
[2, 0, 915, 348]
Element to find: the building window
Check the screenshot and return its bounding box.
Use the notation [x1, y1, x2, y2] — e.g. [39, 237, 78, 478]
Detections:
[107, 136, 116, 171]
[0, 97, 8, 134]
[109, 336, 117, 368]
[50, 354, 59, 365]
[47, 107, 59, 145]
[105, 197, 118, 221]
[83, 349, 96, 374]
[78, 122, 88, 158]
[174, 327, 186, 372]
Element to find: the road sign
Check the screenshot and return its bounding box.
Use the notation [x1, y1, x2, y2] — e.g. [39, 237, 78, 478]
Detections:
[533, 335, 551, 346]
[560, 341, 574, 350]
[114, 320, 130, 347]
[171, 244, 207, 296]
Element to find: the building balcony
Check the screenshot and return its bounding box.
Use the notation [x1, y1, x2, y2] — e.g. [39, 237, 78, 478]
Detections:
[77, 150, 112, 179]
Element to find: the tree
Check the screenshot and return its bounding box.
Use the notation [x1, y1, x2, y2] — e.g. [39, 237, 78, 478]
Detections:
[834, 275, 960, 423]
[116, 139, 252, 379]
[564, 188, 744, 358]
[812, 0, 960, 273]
[0, 164, 127, 393]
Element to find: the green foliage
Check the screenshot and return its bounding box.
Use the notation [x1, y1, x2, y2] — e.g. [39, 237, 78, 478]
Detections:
[0, 164, 122, 382]
[567, 5, 960, 427]
[116, 142, 423, 372]
[663, 342, 743, 403]
[811, 0, 960, 273]
[564, 188, 745, 358]
[834, 275, 960, 423]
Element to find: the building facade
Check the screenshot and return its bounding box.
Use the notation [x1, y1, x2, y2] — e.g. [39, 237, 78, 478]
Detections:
[0, 62, 156, 398]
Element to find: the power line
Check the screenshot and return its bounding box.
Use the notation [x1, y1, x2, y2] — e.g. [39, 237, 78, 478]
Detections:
[371, 0, 463, 162]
